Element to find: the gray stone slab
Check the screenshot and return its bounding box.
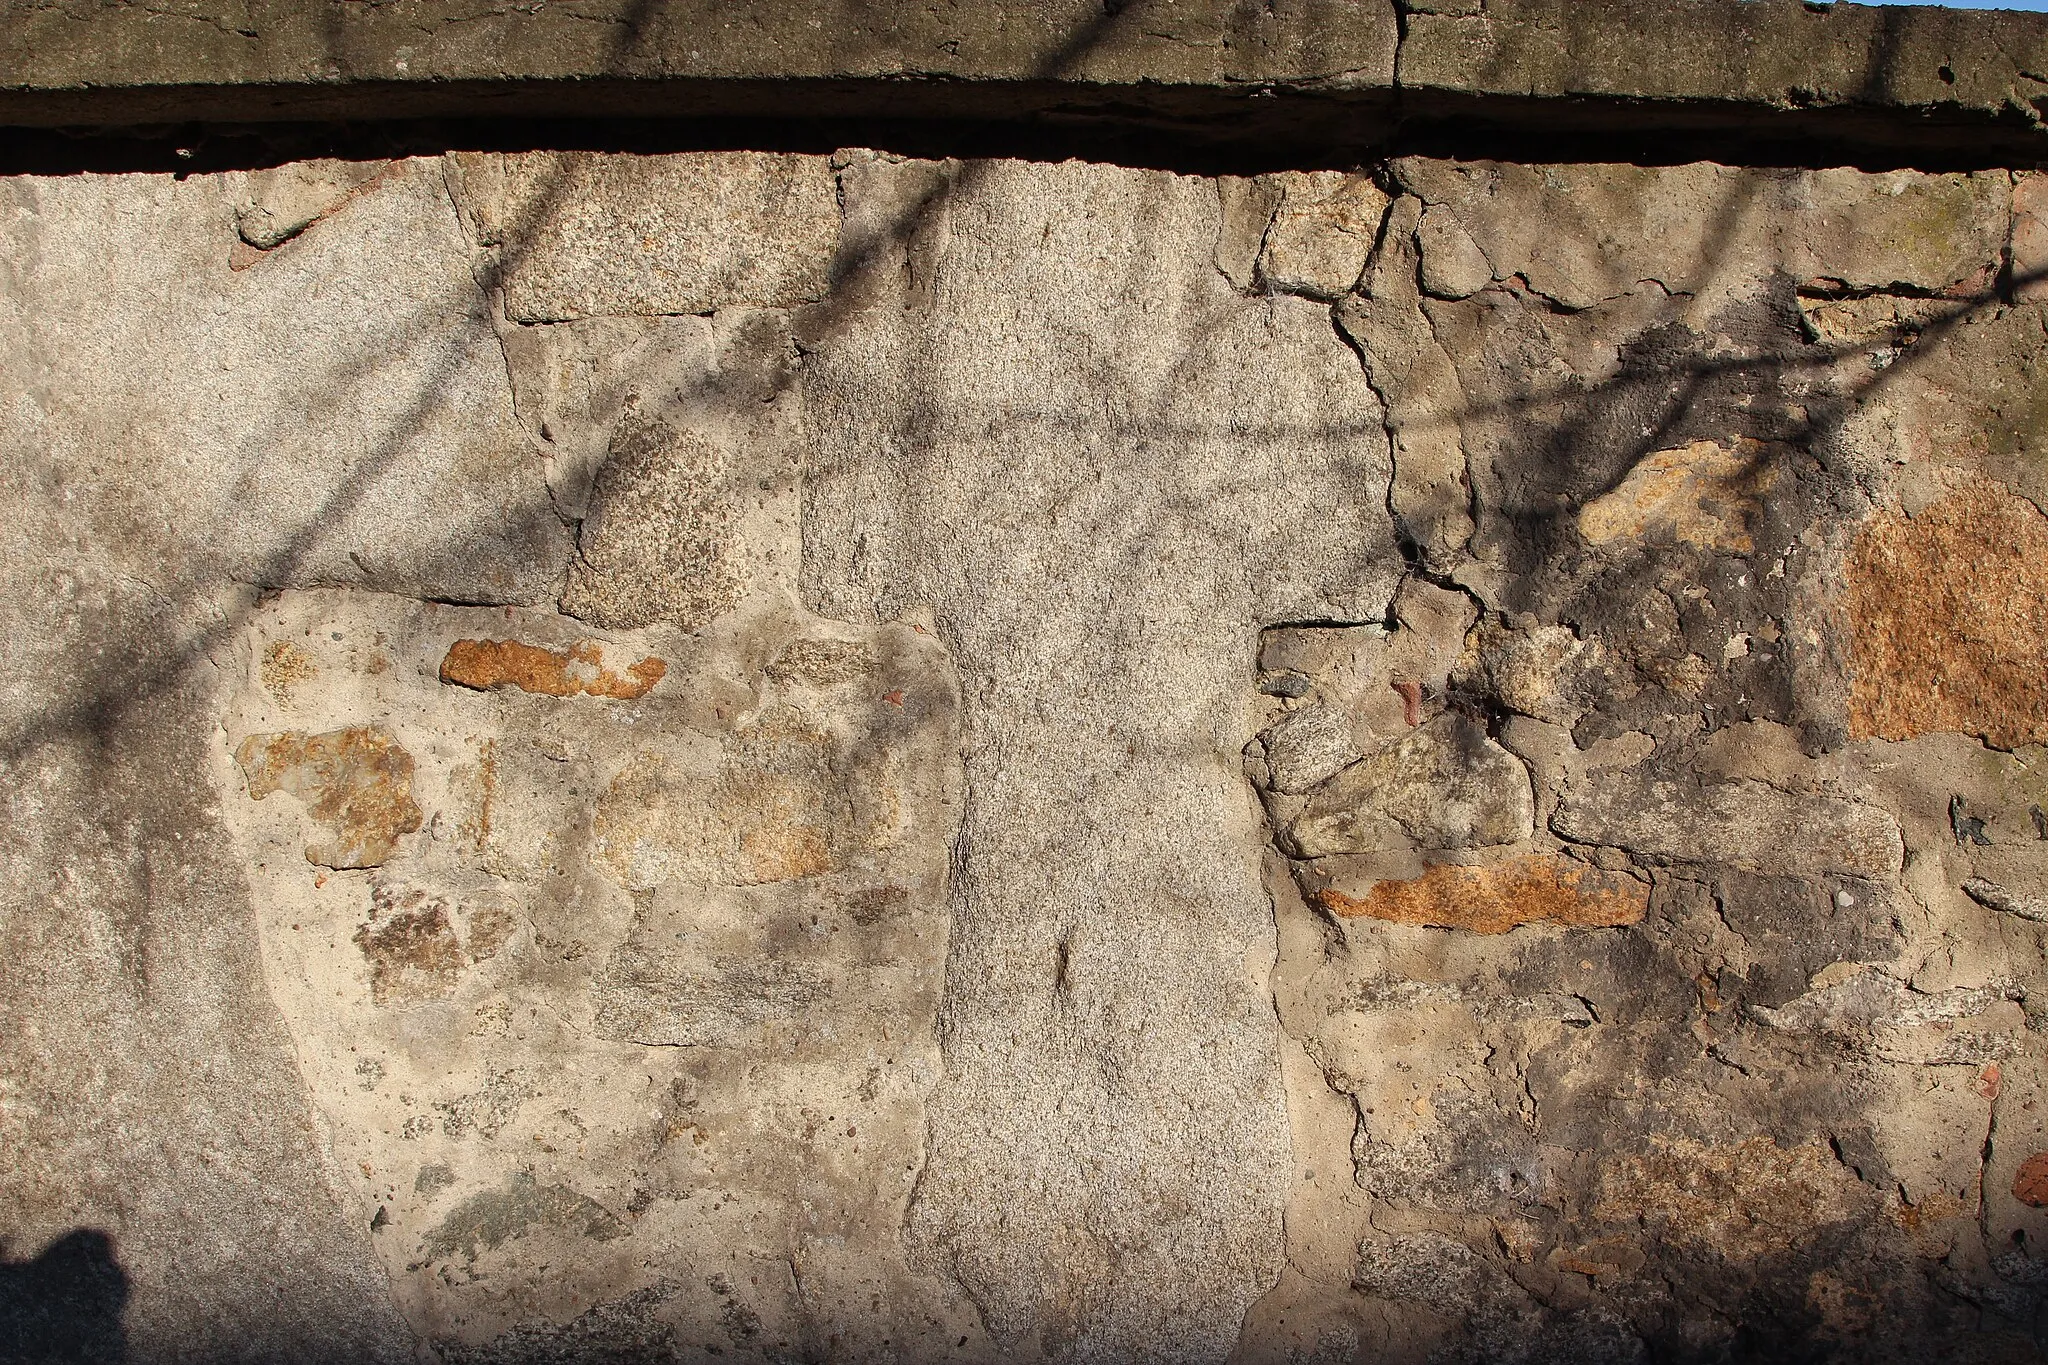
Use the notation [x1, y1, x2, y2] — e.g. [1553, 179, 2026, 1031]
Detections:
[800, 153, 1402, 1361]
[0, 0, 1398, 118]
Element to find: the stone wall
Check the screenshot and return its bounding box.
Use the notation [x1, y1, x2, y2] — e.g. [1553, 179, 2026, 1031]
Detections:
[7, 5, 2048, 1362]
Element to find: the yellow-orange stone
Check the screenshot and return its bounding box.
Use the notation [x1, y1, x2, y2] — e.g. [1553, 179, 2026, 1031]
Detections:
[1846, 480, 2048, 749]
[1314, 854, 1648, 934]
[1578, 438, 1782, 554]
[440, 638, 667, 700]
[236, 725, 423, 869]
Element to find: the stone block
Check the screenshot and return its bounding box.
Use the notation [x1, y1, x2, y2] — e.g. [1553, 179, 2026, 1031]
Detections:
[1308, 852, 1648, 934]
[1844, 478, 2048, 750]
[457, 151, 839, 323]
[1289, 715, 1534, 857]
[1553, 774, 1904, 879]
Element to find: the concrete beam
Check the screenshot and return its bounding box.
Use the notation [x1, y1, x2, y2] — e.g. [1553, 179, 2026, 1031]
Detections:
[2, 0, 2043, 167]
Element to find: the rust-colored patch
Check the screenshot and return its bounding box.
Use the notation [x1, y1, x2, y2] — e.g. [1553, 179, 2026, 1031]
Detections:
[1547, 1237, 1645, 1278]
[236, 725, 422, 869]
[1596, 1135, 1866, 1261]
[1845, 480, 2048, 748]
[1578, 437, 1782, 554]
[354, 902, 464, 1005]
[2013, 1153, 2048, 1207]
[1313, 854, 1648, 934]
[260, 641, 318, 703]
[740, 825, 835, 883]
[1391, 679, 1424, 727]
[439, 638, 667, 700]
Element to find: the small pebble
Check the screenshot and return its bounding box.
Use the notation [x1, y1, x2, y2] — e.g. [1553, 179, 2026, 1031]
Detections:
[1834, 890, 1854, 909]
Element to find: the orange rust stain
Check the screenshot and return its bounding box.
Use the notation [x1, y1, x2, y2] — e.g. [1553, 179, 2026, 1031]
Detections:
[236, 725, 423, 869]
[1846, 480, 2048, 749]
[2015, 1154, 2048, 1208]
[1313, 853, 1648, 934]
[439, 638, 667, 700]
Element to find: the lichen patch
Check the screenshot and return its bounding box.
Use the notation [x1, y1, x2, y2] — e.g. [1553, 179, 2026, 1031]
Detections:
[235, 725, 423, 868]
[354, 902, 464, 1006]
[260, 641, 318, 703]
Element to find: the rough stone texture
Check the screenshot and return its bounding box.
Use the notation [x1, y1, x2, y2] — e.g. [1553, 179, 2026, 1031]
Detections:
[1846, 478, 2048, 750]
[1578, 438, 1785, 556]
[10, 96, 2048, 1365]
[1592, 1135, 1870, 1261]
[801, 154, 1399, 1361]
[456, 153, 840, 324]
[1398, 0, 2048, 129]
[7, 0, 2046, 170]
[1289, 715, 1535, 857]
[235, 157, 391, 251]
[0, 0, 1402, 111]
[559, 416, 750, 629]
[1387, 159, 2009, 313]
[1255, 171, 1389, 302]
[2016, 174, 2048, 304]
[0, 152, 572, 1365]
[217, 589, 977, 1359]
[1237, 154, 2048, 1365]
[1552, 775, 1905, 881]
[0, 157, 570, 605]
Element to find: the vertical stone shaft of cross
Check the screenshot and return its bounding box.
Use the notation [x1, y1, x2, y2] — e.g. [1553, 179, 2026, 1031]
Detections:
[800, 156, 1403, 1361]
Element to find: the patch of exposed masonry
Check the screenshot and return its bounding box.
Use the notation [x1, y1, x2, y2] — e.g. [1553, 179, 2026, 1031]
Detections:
[1224, 156, 2048, 1364]
[211, 148, 991, 1361]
